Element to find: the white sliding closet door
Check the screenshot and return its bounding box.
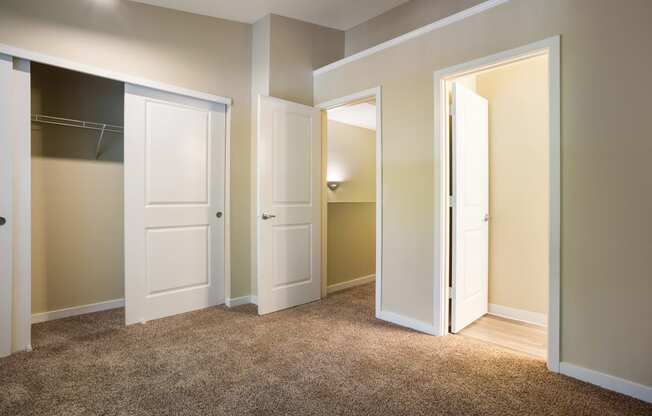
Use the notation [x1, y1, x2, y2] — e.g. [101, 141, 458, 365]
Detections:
[0, 54, 31, 356]
[0, 55, 15, 357]
[124, 84, 226, 325]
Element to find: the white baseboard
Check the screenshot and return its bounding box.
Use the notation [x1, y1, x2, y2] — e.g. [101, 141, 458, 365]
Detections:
[560, 362, 651, 404]
[488, 303, 547, 327]
[327, 274, 375, 294]
[32, 298, 124, 324]
[377, 310, 437, 335]
[226, 295, 257, 307]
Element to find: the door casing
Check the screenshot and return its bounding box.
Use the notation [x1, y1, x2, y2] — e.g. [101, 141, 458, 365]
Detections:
[316, 87, 383, 319]
[433, 36, 561, 372]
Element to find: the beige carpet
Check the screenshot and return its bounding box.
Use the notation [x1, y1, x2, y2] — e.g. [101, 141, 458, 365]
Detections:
[1, 283, 650, 416]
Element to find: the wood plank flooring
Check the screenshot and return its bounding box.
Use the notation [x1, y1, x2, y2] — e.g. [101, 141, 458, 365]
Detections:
[457, 314, 547, 359]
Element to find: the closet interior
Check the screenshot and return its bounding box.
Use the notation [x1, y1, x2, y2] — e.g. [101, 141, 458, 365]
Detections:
[30, 63, 125, 323]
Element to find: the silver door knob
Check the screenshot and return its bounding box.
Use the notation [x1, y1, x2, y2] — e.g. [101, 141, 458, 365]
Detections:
[483, 214, 491, 222]
[261, 213, 276, 220]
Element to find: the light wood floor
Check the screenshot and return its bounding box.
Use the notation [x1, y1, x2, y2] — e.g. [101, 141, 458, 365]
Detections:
[457, 314, 547, 359]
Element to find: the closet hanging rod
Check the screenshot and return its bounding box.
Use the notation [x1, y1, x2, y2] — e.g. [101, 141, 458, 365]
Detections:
[31, 114, 123, 134]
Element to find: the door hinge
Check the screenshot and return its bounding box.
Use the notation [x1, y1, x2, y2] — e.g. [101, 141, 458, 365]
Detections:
[448, 195, 455, 208]
[448, 286, 454, 299]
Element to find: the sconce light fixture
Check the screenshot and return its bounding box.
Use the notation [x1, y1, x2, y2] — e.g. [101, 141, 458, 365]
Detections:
[327, 181, 340, 191]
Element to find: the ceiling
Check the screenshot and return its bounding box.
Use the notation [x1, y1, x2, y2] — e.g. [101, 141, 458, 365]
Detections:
[328, 102, 376, 130]
[128, 0, 409, 30]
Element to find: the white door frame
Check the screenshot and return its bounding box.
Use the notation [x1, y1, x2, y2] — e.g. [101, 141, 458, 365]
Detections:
[316, 87, 383, 319]
[2, 43, 232, 354]
[433, 36, 561, 371]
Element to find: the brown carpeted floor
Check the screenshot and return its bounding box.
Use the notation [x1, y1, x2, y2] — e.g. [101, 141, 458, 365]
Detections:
[1, 283, 650, 416]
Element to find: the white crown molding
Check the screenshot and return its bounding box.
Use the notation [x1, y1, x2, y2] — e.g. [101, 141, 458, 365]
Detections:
[314, 0, 511, 76]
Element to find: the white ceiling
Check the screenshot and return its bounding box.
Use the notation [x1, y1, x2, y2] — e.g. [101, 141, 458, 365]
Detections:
[328, 102, 376, 130]
[128, 0, 409, 30]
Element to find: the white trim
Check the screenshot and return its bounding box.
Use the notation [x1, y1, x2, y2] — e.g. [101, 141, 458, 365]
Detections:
[224, 105, 232, 303]
[10, 58, 32, 354]
[488, 304, 547, 327]
[327, 201, 376, 204]
[0, 43, 232, 106]
[225, 295, 255, 308]
[314, 0, 511, 76]
[317, 88, 381, 110]
[433, 37, 561, 372]
[559, 362, 652, 404]
[327, 274, 375, 294]
[31, 299, 124, 324]
[378, 310, 437, 335]
[316, 86, 383, 320]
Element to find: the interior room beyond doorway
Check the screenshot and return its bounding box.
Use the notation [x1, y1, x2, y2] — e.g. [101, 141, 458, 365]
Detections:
[325, 99, 378, 296]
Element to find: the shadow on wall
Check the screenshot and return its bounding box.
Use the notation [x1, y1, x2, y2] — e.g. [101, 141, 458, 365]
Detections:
[31, 62, 124, 162]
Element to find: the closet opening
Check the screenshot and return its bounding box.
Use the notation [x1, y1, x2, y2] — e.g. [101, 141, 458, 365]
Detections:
[30, 62, 125, 326]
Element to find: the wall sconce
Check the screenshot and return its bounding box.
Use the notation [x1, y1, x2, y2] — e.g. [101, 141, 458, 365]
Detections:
[327, 181, 340, 191]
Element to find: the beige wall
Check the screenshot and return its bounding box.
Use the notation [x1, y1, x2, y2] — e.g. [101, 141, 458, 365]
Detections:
[475, 55, 549, 315]
[327, 120, 376, 287]
[269, 15, 344, 106]
[31, 64, 124, 313]
[315, 0, 652, 386]
[0, 0, 254, 298]
[345, 0, 486, 56]
[327, 120, 376, 203]
[328, 203, 376, 286]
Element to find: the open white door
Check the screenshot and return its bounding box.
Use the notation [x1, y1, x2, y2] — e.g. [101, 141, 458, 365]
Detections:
[257, 95, 321, 315]
[451, 82, 489, 333]
[124, 84, 226, 325]
[0, 55, 14, 357]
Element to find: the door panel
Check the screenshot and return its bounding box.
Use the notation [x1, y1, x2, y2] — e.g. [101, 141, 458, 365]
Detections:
[124, 84, 225, 325]
[257, 95, 321, 315]
[451, 82, 489, 333]
[146, 102, 209, 204]
[0, 55, 14, 357]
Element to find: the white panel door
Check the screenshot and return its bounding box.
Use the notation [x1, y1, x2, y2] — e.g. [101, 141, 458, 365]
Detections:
[0, 55, 14, 357]
[124, 84, 226, 325]
[257, 95, 321, 315]
[451, 82, 489, 333]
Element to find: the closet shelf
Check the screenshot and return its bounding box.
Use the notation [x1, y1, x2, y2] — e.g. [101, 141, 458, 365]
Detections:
[31, 114, 123, 160]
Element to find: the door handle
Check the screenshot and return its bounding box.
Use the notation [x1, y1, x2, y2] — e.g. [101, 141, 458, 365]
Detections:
[261, 213, 276, 220]
[0, 217, 5, 226]
[483, 214, 491, 222]
[216, 211, 223, 218]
